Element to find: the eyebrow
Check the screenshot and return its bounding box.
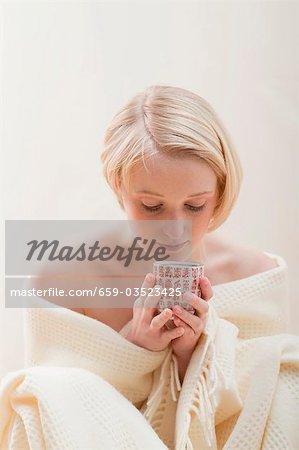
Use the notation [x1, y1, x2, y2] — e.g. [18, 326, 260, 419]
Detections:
[135, 190, 213, 198]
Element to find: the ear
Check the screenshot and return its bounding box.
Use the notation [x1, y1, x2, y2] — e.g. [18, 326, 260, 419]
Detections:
[115, 175, 121, 190]
[207, 216, 214, 232]
[115, 176, 125, 210]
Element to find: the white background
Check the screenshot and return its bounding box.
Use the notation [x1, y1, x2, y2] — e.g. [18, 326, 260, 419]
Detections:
[1, 1, 298, 377]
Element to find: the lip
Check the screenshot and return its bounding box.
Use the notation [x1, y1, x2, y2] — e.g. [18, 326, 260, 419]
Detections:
[157, 241, 188, 252]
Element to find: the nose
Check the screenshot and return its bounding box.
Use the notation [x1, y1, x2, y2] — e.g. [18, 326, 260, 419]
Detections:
[161, 215, 187, 243]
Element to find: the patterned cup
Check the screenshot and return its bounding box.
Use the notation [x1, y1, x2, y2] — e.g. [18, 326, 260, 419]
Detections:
[152, 260, 204, 317]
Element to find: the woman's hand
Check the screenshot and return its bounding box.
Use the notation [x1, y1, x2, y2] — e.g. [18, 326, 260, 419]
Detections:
[171, 276, 213, 360]
[126, 273, 186, 352]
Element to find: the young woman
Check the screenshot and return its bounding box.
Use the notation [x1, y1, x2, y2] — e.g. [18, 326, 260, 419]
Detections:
[81, 84, 279, 380]
[2, 85, 296, 450]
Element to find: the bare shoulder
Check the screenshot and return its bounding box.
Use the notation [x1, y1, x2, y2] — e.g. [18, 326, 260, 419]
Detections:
[69, 228, 135, 327]
[228, 243, 279, 279]
[204, 232, 279, 284]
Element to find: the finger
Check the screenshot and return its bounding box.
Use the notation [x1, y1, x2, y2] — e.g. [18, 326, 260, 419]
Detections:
[143, 284, 163, 318]
[139, 273, 156, 306]
[173, 315, 188, 330]
[162, 325, 185, 344]
[189, 293, 209, 315]
[133, 273, 156, 319]
[173, 314, 205, 335]
[198, 276, 213, 301]
[150, 308, 173, 330]
[172, 303, 203, 334]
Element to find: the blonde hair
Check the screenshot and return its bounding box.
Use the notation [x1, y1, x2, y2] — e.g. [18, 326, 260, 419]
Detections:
[100, 85, 243, 231]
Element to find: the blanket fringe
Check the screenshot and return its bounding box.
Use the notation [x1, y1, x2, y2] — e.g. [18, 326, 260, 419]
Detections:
[177, 322, 228, 450]
[144, 346, 182, 428]
[176, 337, 216, 449]
[145, 307, 229, 449]
[170, 352, 182, 402]
[144, 347, 172, 422]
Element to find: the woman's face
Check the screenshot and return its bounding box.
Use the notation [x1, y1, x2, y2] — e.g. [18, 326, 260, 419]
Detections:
[120, 153, 219, 260]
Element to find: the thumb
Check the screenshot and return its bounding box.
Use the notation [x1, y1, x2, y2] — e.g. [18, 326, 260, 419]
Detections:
[198, 276, 213, 301]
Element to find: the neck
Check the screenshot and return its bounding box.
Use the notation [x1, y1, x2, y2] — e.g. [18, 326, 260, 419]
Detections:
[191, 238, 208, 264]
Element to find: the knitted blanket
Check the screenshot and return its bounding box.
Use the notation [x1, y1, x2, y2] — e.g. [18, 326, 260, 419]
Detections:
[0, 252, 298, 449]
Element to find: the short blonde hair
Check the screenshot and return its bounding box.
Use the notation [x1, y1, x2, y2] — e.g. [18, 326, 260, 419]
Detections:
[100, 85, 243, 231]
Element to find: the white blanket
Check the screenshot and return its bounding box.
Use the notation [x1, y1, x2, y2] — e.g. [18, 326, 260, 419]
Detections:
[0, 252, 298, 449]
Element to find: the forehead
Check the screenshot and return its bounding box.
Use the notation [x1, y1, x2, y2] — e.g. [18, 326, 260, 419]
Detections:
[128, 153, 217, 193]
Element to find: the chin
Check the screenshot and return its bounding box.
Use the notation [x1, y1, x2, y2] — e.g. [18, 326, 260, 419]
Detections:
[158, 243, 193, 263]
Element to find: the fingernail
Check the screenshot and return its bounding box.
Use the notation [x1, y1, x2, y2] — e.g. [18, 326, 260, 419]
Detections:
[165, 309, 173, 318]
[174, 305, 183, 313]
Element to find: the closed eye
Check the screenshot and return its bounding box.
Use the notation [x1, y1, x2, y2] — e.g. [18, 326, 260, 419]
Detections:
[141, 203, 206, 213]
[187, 204, 206, 212]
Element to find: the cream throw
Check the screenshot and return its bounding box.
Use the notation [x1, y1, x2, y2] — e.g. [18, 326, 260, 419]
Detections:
[0, 252, 298, 449]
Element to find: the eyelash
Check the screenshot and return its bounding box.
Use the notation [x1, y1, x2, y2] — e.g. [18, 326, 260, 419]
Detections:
[141, 203, 206, 213]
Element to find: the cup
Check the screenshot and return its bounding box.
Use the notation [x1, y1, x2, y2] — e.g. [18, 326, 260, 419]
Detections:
[152, 260, 204, 318]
